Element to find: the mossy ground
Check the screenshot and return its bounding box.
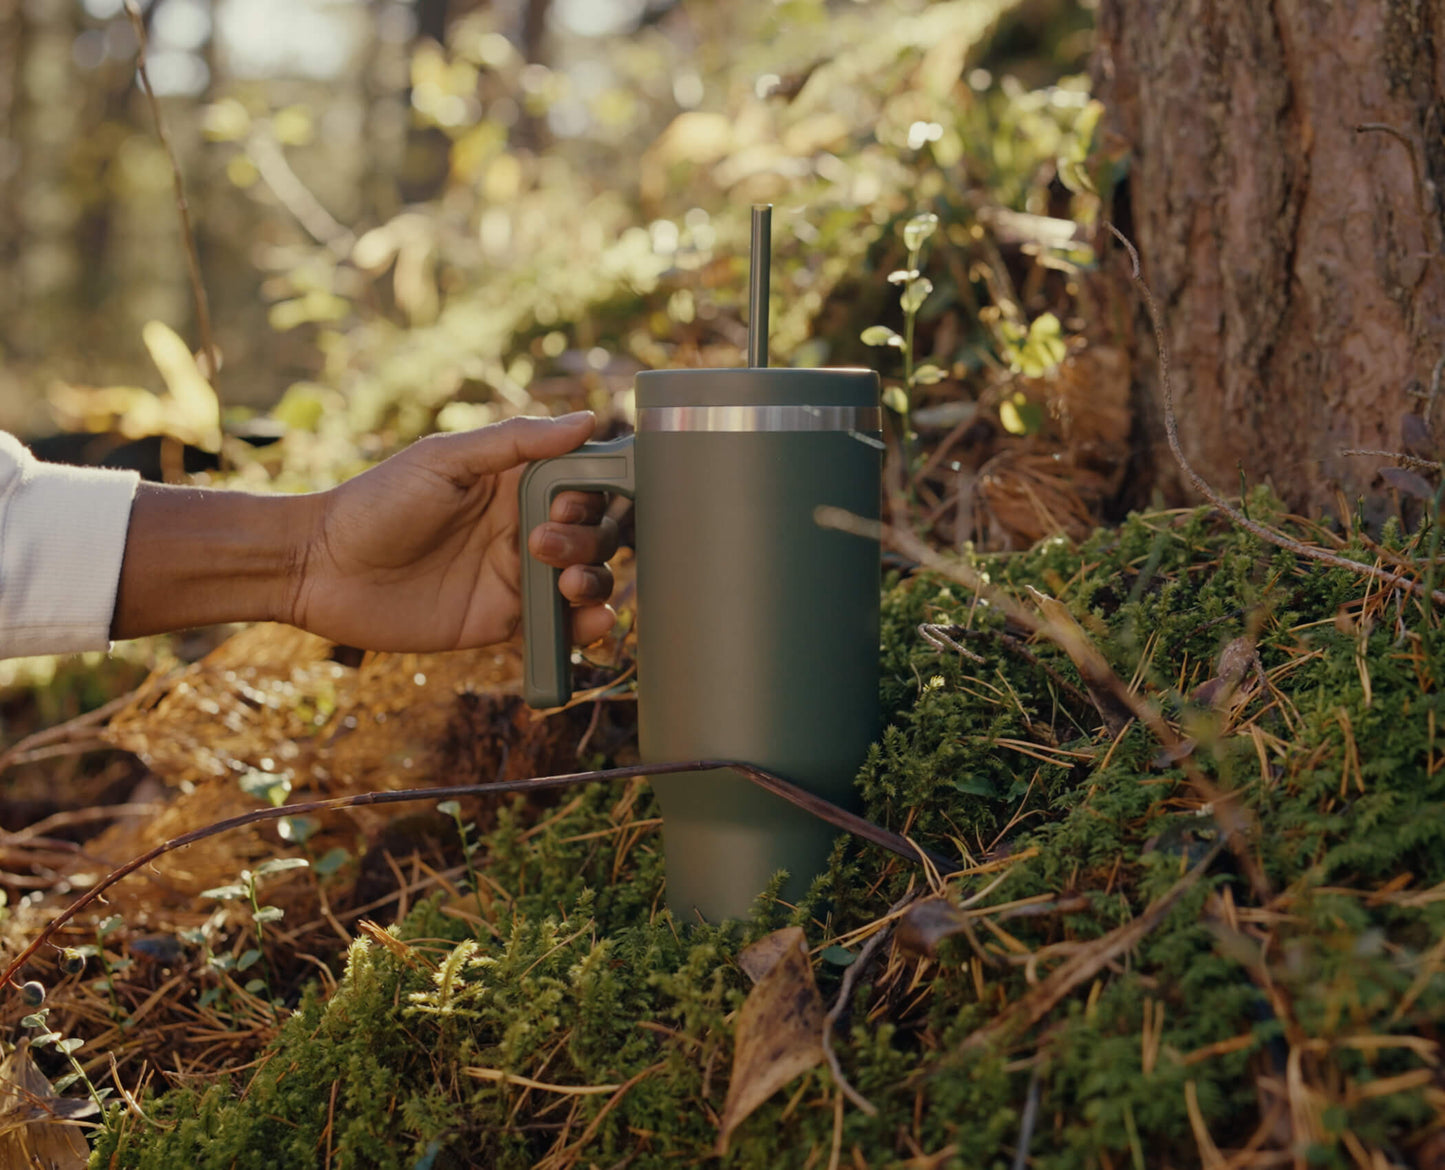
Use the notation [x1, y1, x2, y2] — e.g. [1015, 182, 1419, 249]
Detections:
[94, 499, 1445, 1168]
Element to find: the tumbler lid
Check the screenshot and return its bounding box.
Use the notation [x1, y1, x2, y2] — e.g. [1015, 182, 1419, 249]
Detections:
[635, 366, 879, 410]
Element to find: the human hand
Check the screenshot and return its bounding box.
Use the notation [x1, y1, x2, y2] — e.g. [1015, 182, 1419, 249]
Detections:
[288, 412, 619, 652]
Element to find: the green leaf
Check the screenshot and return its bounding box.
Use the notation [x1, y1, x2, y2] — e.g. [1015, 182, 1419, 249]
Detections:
[821, 945, 857, 967]
[313, 847, 352, 877]
[886, 268, 919, 285]
[999, 393, 1045, 436]
[238, 949, 263, 972]
[243, 979, 268, 995]
[436, 800, 462, 818]
[56, 1037, 84, 1055]
[20, 1012, 48, 1029]
[52, 1072, 81, 1093]
[1027, 311, 1063, 343]
[911, 363, 946, 385]
[1057, 157, 1095, 195]
[277, 815, 319, 845]
[899, 277, 933, 315]
[253, 906, 285, 924]
[197, 988, 220, 1009]
[254, 856, 310, 878]
[271, 382, 330, 432]
[201, 884, 247, 901]
[30, 1031, 61, 1048]
[239, 769, 292, 807]
[903, 212, 939, 252]
[954, 775, 1000, 798]
[882, 385, 910, 415]
[97, 914, 124, 938]
[860, 325, 902, 348]
[209, 954, 236, 972]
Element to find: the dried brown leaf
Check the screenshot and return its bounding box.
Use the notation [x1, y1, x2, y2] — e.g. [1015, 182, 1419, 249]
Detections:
[1381, 466, 1437, 500]
[0, 1041, 91, 1170]
[894, 897, 972, 959]
[1401, 411, 1434, 456]
[716, 927, 826, 1154]
[1187, 636, 1261, 711]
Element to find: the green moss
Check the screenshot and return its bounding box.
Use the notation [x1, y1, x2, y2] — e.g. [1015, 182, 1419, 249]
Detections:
[94, 503, 1445, 1168]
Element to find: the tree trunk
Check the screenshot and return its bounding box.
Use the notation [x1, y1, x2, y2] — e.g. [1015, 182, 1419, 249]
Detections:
[1093, 0, 1445, 518]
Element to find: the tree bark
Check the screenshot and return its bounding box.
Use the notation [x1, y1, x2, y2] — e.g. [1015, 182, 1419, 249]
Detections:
[1093, 0, 1445, 517]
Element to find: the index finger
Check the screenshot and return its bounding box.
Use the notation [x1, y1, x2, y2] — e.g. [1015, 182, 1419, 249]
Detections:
[550, 491, 607, 525]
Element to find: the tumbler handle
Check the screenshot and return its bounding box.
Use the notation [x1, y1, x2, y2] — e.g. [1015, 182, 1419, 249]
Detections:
[518, 435, 636, 708]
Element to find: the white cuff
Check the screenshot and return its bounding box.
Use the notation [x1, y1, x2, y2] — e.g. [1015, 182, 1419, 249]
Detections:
[0, 433, 140, 658]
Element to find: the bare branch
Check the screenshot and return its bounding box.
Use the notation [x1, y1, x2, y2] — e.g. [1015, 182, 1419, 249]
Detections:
[1339, 449, 1444, 474]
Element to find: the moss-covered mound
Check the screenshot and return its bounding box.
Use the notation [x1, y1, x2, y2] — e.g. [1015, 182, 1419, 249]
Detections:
[95, 500, 1445, 1168]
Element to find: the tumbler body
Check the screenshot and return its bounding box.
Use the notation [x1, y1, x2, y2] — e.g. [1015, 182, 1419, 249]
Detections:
[520, 367, 880, 922]
[633, 369, 880, 920]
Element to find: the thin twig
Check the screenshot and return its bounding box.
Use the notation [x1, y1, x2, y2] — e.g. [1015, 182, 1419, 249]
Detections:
[0, 803, 163, 845]
[246, 132, 354, 257]
[1010, 1065, 1044, 1170]
[0, 691, 140, 776]
[123, 0, 219, 388]
[1429, 352, 1445, 429]
[918, 623, 987, 663]
[1339, 449, 1444, 474]
[923, 624, 1094, 714]
[1, 759, 957, 992]
[821, 889, 920, 1116]
[1105, 222, 1444, 607]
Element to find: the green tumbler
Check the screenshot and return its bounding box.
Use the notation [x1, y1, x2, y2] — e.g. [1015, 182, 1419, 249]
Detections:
[519, 367, 881, 921]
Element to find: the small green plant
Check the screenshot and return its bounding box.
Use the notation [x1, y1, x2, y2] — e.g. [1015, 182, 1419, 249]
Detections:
[995, 311, 1066, 435]
[437, 800, 487, 927]
[20, 981, 110, 1111]
[201, 857, 309, 1012]
[82, 912, 130, 1024]
[861, 211, 945, 476]
[278, 813, 353, 880]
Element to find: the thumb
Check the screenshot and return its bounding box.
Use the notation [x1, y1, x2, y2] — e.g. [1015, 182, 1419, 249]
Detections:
[427, 412, 596, 480]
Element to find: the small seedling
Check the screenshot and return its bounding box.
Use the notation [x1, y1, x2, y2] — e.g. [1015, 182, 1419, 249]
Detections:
[862, 211, 944, 474]
[438, 801, 487, 928]
[201, 857, 309, 1012]
[21, 985, 111, 1111]
[88, 913, 131, 1023]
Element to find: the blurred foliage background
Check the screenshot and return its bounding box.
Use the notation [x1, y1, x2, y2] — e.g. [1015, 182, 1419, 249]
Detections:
[0, 0, 1109, 527]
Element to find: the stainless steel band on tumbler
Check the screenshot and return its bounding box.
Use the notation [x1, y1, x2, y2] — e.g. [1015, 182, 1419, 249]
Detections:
[636, 404, 883, 433]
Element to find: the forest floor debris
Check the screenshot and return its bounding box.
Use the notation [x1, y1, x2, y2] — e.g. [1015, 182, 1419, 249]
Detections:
[2, 494, 1440, 1167]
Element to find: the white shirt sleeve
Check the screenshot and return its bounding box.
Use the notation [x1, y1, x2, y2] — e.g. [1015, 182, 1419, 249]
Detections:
[0, 431, 140, 658]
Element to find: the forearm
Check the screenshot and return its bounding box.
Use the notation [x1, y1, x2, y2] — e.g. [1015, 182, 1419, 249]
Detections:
[110, 483, 315, 639]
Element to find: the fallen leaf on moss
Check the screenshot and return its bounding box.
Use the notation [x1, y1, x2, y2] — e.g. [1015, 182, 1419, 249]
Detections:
[716, 927, 825, 1154]
[895, 896, 973, 959]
